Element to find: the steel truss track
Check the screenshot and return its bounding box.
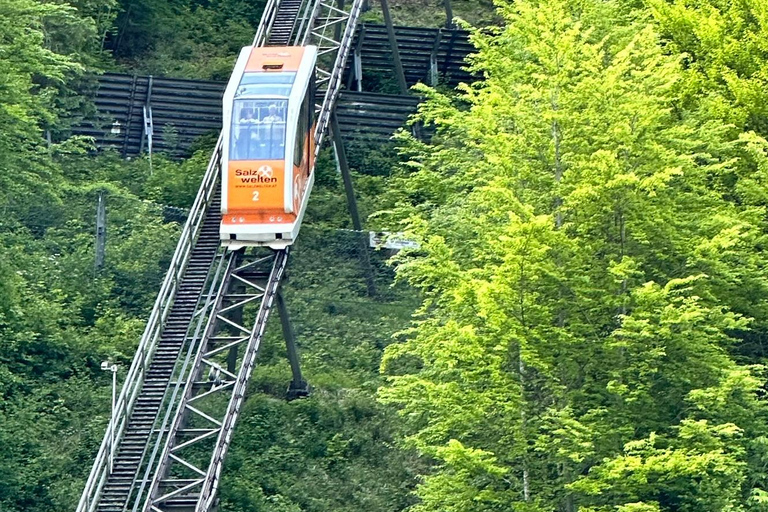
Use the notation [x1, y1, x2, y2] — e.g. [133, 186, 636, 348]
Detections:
[138, 3, 365, 511]
[298, 0, 365, 147]
[142, 249, 289, 512]
[78, 1, 365, 511]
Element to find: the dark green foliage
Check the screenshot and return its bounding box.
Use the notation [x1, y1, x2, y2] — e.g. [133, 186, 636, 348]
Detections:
[220, 392, 420, 512]
[107, 0, 267, 78]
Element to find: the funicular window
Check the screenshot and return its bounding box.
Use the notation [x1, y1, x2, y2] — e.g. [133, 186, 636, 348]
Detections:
[310, 69, 316, 125]
[231, 99, 288, 160]
[294, 89, 309, 167]
[235, 72, 295, 98]
[293, 71, 316, 170]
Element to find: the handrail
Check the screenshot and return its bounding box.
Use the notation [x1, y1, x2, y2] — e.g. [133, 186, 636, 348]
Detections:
[313, 0, 365, 148]
[253, 0, 281, 46]
[130, 251, 230, 512]
[293, 0, 316, 46]
[76, 136, 223, 512]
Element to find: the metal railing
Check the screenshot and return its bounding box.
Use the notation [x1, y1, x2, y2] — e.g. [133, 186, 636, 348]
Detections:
[75, 137, 222, 512]
[311, 0, 365, 148]
[253, 0, 282, 46]
[293, 0, 317, 46]
[128, 250, 230, 512]
[136, 251, 235, 512]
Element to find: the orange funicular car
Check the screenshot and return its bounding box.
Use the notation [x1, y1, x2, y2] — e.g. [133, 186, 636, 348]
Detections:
[221, 45, 317, 249]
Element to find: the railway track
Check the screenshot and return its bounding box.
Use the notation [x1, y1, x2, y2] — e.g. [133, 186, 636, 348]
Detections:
[76, 1, 364, 511]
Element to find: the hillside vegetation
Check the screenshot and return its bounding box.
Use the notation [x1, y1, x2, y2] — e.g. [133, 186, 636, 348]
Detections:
[2, 0, 768, 511]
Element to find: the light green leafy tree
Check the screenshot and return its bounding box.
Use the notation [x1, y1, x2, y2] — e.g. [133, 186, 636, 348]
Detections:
[379, 0, 768, 510]
[643, 0, 768, 217]
[646, 0, 768, 136]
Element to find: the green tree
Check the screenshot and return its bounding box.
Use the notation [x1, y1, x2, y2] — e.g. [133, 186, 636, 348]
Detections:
[107, 0, 266, 78]
[646, 0, 768, 136]
[0, 0, 85, 232]
[379, 0, 768, 510]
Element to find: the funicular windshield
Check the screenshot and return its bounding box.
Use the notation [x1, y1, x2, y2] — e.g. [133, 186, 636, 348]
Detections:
[231, 99, 288, 160]
[231, 72, 295, 161]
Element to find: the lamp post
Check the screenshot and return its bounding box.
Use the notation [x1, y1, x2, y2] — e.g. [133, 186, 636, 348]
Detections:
[101, 361, 118, 473]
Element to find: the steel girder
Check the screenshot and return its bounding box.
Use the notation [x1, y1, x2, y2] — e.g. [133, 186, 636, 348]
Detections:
[298, 0, 366, 148]
[137, 249, 289, 512]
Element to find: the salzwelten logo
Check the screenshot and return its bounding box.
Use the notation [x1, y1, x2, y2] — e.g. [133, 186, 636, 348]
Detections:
[235, 165, 278, 183]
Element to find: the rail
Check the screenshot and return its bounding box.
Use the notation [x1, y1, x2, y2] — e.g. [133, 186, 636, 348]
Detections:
[253, 0, 281, 46]
[138, 251, 236, 512]
[198, 251, 289, 510]
[75, 136, 222, 512]
[312, 0, 365, 146]
[129, 250, 230, 512]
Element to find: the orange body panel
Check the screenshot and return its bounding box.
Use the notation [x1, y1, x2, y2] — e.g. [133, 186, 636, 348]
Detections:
[226, 159, 284, 212]
[246, 47, 306, 73]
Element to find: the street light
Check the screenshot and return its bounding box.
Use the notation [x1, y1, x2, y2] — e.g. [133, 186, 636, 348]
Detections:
[101, 361, 118, 473]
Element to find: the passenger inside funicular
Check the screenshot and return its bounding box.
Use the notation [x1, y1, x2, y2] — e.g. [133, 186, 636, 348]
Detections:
[231, 71, 293, 161]
[232, 100, 287, 160]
